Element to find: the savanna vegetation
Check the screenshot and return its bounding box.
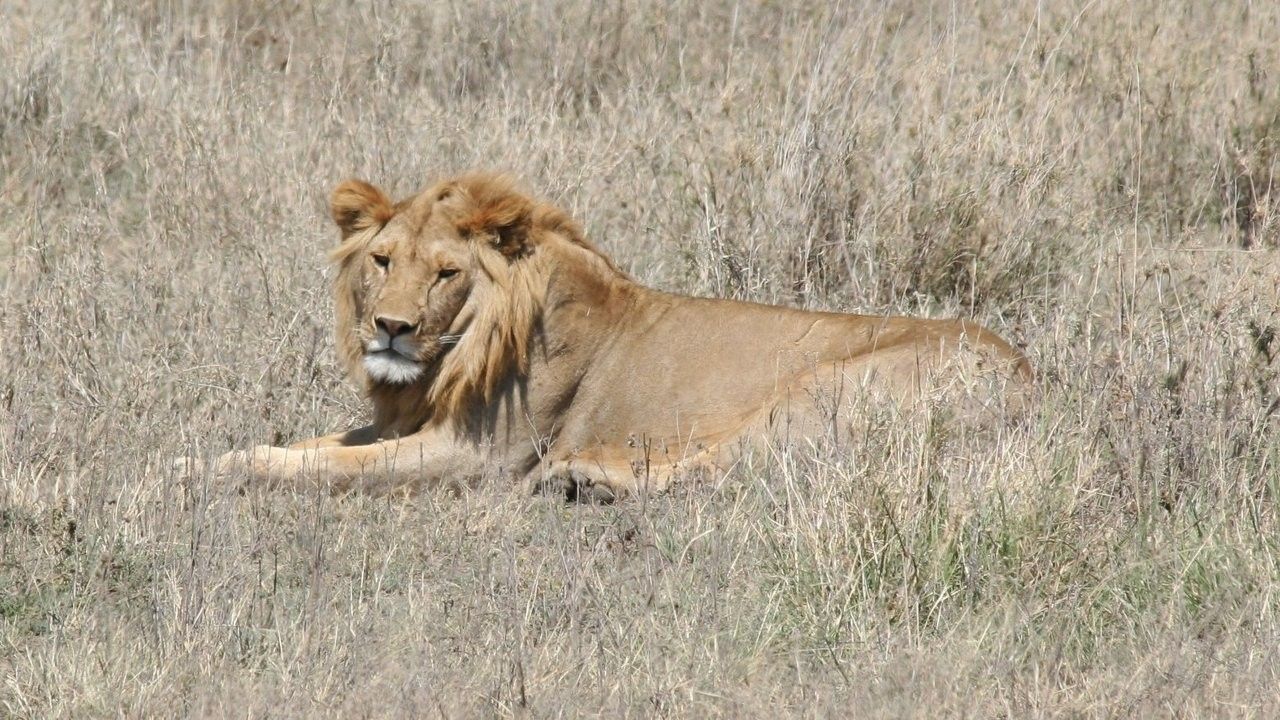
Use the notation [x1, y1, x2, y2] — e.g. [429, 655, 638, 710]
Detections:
[2, 1, 1278, 716]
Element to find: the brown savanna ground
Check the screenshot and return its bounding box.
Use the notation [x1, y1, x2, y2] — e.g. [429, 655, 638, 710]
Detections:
[3, 1, 1279, 717]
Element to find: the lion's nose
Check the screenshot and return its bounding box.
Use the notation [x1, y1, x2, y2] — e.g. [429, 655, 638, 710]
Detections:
[375, 316, 417, 338]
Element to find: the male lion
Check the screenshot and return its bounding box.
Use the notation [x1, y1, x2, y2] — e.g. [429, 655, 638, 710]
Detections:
[201, 173, 1031, 499]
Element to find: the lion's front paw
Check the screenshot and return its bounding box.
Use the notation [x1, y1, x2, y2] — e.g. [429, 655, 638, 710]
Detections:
[170, 446, 280, 489]
[538, 464, 619, 504]
[220, 445, 288, 483]
[170, 455, 201, 483]
[212, 448, 252, 479]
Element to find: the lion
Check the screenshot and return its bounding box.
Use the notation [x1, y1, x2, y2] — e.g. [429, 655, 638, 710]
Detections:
[200, 172, 1032, 500]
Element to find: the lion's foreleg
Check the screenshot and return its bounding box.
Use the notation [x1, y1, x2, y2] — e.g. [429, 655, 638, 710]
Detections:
[286, 424, 379, 450]
[219, 433, 485, 495]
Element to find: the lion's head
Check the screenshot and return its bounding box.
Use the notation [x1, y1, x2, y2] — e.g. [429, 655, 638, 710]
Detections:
[326, 173, 608, 431]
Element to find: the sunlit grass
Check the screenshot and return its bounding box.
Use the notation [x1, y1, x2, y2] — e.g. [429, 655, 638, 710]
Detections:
[2, 1, 1278, 716]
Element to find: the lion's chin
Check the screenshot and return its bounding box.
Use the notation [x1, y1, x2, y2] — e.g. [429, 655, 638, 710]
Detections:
[363, 351, 424, 385]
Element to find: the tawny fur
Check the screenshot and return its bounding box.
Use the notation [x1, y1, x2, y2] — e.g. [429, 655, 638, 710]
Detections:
[208, 172, 1033, 499]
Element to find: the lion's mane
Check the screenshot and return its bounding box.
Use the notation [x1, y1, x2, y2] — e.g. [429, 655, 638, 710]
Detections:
[328, 173, 616, 430]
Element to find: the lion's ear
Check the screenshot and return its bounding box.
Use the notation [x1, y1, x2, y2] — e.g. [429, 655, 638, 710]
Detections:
[456, 190, 535, 258]
[330, 179, 393, 240]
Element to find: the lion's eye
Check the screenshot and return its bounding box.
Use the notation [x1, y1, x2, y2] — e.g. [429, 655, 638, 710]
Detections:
[372, 253, 390, 270]
[438, 268, 459, 280]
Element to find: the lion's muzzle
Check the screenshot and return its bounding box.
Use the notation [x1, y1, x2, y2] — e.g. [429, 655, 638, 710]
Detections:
[363, 323, 424, 384]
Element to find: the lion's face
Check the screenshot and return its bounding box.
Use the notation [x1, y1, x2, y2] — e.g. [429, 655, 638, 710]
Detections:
[329, 175, 566, 414]
[353, 216, 476, 385]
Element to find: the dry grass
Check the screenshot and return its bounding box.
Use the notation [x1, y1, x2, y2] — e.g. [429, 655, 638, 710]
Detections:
[3, 1, 1280, 716]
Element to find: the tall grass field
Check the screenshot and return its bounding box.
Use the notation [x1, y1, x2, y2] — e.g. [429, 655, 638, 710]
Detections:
[2, 1, 1279, 716]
